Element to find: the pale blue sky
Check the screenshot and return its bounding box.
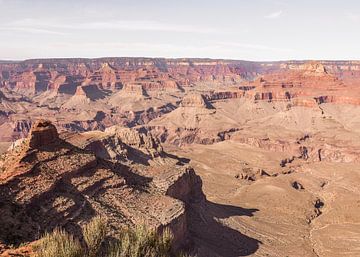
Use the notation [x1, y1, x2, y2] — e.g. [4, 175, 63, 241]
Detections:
[0, 0, 359, 61]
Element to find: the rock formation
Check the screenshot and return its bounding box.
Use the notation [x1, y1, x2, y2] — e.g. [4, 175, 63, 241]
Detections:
[0, 120, 205, 255]
[301, 61, 328, 76]
[121, 83, 149, 97]
[180, 93, 209, 108]
[28, 120, 59, 149]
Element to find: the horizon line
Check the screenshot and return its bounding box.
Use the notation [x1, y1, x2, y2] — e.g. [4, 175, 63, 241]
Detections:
[1, 56, 360, 63]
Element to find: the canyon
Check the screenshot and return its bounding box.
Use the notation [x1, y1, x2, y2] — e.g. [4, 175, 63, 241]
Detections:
[1, 58, 360, 256]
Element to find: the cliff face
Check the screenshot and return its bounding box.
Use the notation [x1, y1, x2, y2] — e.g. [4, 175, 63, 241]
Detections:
[1, 58, 360, 145]
[1, 58, 360, 93]
[0, 58, 255, 94]
[1, 59, 358, 97]
[0, 120, 205, 254]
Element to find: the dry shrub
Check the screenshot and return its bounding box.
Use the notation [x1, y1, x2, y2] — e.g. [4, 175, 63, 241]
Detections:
[106, 225, 173, 257]
[34, 218, 194, 257]
[83, 216, 108, 257]
[35, 228, 84, 257]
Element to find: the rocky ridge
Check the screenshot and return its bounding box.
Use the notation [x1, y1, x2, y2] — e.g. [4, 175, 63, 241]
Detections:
[0, 120, 205, 255]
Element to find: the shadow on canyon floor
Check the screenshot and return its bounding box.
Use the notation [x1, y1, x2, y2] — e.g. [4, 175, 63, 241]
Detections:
[189, 200, 261, 257]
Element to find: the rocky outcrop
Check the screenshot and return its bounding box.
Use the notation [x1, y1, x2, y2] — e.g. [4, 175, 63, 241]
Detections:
[28, 120, 59, 149]
[105, 126, 163, 154]
[316, 144, 360, 163]
[66, 126, 164, 162]
[301, 61, 329, 76]
[14, 71, 36, 92]
[87, 62, 122, 90]
[48, 74, 66, 91]
[121, 83, 149, 97]
[74, 85, 87, 96]
[74, 84, 106, 100]
[232, 134, 296, 153]
[136, 80, 180, 91]
[204, 90, 244, 101]
[154, 166, 205, 203]
[180, 94, 209, 108]
[0, 120, 205, 254]
[314, 95, 360, 105]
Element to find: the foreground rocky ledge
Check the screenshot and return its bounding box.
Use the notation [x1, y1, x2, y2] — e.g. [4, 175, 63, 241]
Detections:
[0, 120, 205, 255]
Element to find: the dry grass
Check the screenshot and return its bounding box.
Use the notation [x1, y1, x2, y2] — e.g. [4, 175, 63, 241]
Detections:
[106, 225, 173, 257]
[34, 217, 193, 257]
[34, 227, 84, 257]
[83, 216, 108, 257]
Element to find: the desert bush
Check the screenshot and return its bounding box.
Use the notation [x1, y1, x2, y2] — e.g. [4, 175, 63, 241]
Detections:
[34, 218, 193, 257]
[106, 225, 173, 257]
[83, 216, 108, 257]
[35, 227, 84, 257]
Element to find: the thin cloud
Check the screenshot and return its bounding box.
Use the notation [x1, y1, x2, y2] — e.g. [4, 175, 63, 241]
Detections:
[5, 18, 230, 35]
[0, 27, 67, 35]
[264, 10, 283, 19]
[72, 20, 218, 33]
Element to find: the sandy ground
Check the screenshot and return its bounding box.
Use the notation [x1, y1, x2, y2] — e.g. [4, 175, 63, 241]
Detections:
[167, 141, 360, 257]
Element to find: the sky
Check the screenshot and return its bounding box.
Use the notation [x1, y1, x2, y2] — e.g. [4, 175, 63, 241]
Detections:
[0, 0, 359, 61]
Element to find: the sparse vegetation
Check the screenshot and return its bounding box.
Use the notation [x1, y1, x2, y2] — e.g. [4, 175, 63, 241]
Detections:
[83, 216, 108, 257]
[34, 217, 190, 257]
[106, 225, 173, 257]
[35, 227, 84, 257]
